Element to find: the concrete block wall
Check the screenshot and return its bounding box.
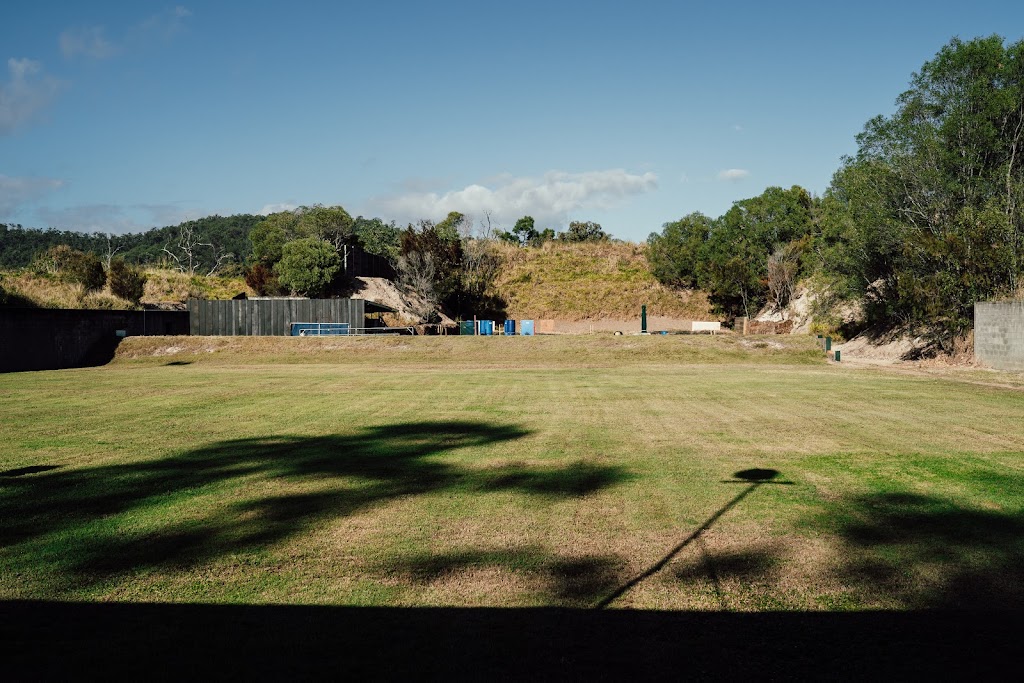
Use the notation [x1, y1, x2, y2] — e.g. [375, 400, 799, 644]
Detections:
[974, 301, 1024, 371]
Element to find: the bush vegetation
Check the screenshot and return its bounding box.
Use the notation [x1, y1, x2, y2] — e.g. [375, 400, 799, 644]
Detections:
[108, 258, 148, 305]
[647, 35, 1024, 346]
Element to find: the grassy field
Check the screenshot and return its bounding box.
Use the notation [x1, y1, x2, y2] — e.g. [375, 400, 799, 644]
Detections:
[1, 335, 1022, 612]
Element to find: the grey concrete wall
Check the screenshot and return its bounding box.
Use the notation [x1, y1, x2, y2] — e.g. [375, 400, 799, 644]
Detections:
[0, 308, 189, 373]
[974, 301, 1024, 371]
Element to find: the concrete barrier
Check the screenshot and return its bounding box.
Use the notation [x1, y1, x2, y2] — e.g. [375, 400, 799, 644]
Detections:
[975, 301, 1024, 371]
[681, 321, 721, 334]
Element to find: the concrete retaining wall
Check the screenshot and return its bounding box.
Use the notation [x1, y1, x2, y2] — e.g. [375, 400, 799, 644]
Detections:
[0, 308, 189, 373]
[974, 301, 1024, 371]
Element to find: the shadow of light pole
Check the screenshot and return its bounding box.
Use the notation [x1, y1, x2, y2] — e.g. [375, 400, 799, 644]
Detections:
[595, 468, 790, 609]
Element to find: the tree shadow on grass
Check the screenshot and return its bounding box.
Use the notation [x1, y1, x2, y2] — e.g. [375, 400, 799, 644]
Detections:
[385, 547, 625, 607]
[822, 485, 1024, 609]
[662, 470, 1024, 611]
[0, 421, 630, 589]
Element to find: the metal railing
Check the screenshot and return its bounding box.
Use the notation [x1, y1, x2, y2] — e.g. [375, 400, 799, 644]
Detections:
[290, 322, 416, 336]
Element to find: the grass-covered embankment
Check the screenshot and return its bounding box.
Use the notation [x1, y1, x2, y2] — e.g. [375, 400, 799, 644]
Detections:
[492, 241, 714, 321]
[0, 267, 251, 309]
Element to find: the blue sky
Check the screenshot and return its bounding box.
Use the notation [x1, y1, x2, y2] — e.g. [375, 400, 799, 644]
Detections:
[1, 1, 1022, 241]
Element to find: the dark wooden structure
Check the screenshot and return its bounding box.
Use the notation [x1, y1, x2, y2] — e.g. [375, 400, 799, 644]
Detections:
[187, 298, 394, 336]
[344, 243, 396, 280]
[0, 308, 189, 373]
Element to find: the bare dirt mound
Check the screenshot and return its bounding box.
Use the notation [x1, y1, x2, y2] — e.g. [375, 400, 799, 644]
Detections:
[836, 330, 976, 368]
[349, 277, 454, 325]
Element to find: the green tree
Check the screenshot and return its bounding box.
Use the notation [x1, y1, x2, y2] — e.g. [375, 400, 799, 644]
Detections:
[561, 220, 608, 242]
[824, 35, 1024, 339]
[435, 211, 469, 242]
[297, 205, 354, 251]
[250, 212, 299, 266]
[353, 216, 401, 263]
[511, 216, 539, 247]
[646, 212, 714, 287]
[274, 238, 342, 297]
[696, 224, 764, 318]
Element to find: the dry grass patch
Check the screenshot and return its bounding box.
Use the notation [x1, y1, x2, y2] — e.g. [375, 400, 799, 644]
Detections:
[492, 241, 714, 321]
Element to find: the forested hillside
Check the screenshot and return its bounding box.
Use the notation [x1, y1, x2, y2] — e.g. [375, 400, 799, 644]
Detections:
[0, 214, 262, 271]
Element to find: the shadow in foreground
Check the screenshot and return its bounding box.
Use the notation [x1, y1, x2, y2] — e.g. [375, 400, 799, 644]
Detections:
[597, 468, 789, 609]
[1, 601, 1019, 680]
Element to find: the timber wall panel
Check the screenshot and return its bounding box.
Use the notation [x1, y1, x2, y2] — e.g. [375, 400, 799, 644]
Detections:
[186, 298, 365, 336]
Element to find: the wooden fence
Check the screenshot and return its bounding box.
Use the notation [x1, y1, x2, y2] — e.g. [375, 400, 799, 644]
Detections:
[1, 308, 189, 372]
[187, 298, 367, 336]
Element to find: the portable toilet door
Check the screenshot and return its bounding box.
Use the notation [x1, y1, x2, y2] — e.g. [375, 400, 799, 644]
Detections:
[504, 320, 516, 336]
[521, 320, 534, 336]
[459, 320, 475, 335]
[480, 320, 493, 336]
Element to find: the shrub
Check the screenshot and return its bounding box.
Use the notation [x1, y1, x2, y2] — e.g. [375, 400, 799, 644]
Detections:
[244, 262, 284, 296]
[33, 245, 106, 293]
[109, 258, 148, 304]
[274, 238, 341, 296]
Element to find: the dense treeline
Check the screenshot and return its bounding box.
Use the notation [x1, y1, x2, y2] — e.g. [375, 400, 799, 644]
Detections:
[648, 186, 815, 319]
[648, 35, 1024, 343]
[0, 214, 262, 271]
[823, 35, 1023, 340]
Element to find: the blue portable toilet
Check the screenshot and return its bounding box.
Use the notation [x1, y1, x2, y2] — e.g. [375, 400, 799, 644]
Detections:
[521, 320, 534, 336]
[504, 320, 516, 336]
[479, 320, 493, 336]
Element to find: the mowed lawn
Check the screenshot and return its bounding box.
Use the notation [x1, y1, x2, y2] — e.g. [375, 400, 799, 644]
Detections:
[1, 335, 1022, 611]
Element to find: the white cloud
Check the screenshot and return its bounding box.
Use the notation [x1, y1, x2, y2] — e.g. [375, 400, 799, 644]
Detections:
[258, 203, 298, 215]
[0, 174, 65, 216]
[717, 168, 750, 181]
[368, 169, 658, 229]
[131, 6, 193, 42]
[59, 26, 117, 59]
[0, 58, 62, 135]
